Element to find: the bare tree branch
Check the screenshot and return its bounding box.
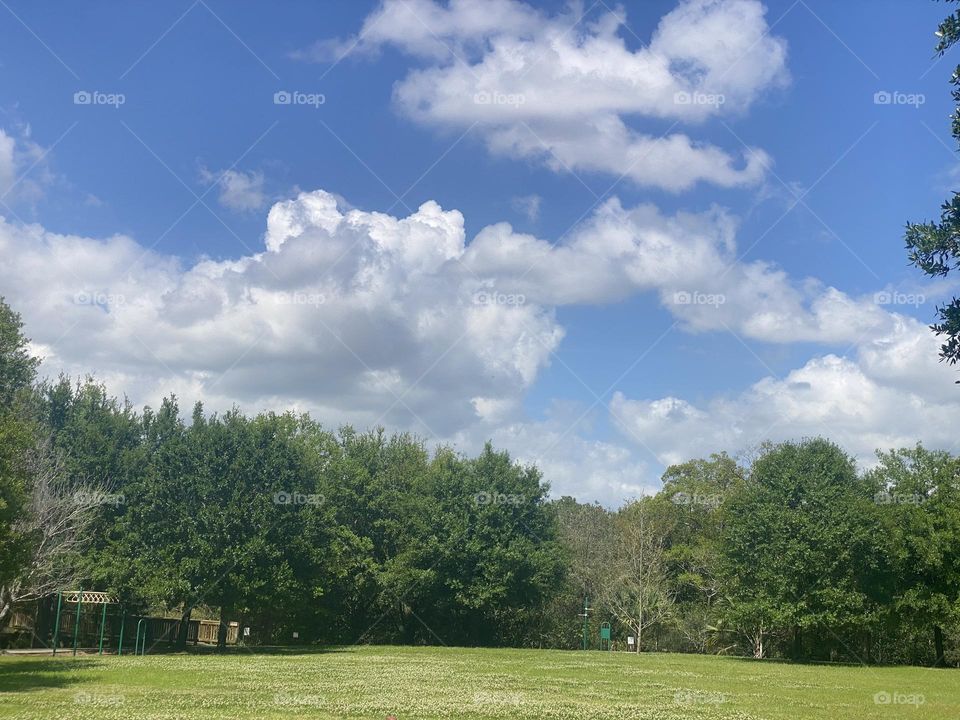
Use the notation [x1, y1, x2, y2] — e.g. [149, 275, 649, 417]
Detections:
[0, 434, 110, 625]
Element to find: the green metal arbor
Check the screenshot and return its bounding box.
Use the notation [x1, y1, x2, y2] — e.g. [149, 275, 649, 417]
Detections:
[50, 589, 143, 656]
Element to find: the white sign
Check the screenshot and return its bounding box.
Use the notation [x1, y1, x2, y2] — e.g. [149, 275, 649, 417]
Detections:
[627, 636, 635, 644]
[292, 631, 299, 639]
[243, 627, 250, 637]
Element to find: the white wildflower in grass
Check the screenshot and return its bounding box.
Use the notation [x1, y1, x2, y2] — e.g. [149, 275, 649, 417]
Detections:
[0, 646, 953, 719]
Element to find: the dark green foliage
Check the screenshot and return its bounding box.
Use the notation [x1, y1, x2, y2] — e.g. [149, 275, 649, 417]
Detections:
[906, 0, 960, 368]
[30, 381, 960, 662]
[657, 454, 742, 653]
[0, 298, 38, 590]
[721, 439, 892, 660]
[0, 298, 38, 408]
[867, 445, 960, 665]
[38, 390, 563, 648]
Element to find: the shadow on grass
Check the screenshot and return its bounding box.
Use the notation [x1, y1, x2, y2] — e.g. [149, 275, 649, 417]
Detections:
[0, 658, 103, 694]
[724, 655, 957, 670]
[171, 644, 351, 656]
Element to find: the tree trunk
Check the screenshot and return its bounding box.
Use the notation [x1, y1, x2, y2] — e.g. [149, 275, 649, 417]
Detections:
[175, 606, 192, 651]
[934, 625, 945, 667]
[0, 585, 15, 632]
[792, 626, 802, 660]
[34, 596, 52, 649]
[752, 626, 765, 659]
[217, 606, 229, 652]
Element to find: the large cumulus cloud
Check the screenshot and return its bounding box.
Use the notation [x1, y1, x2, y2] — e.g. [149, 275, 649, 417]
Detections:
[305, 0, 789, 190]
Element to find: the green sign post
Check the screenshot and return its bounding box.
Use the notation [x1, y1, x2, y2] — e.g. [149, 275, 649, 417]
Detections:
[578, 597, 592, 651]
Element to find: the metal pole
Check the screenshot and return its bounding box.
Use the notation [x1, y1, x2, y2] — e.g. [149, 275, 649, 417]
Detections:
[98, 603, 107, 654]
[136, 618, 146, 655]
[51, 591, 63, 656]
[118, 609, 125, 656]
[581, 597, 590, 651]
[72, 588, 83, 656]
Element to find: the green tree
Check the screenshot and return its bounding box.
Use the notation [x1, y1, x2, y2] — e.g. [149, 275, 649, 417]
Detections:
[313, 427, 432, 644]
[417, 443, 564, 646]
[553, 498, 615, 602]
[867, 445, 960, 665]
[541, 497, 615, 648]
[0, 298, 38, 407]
[905, 1, 960, 369]
[104, 396, 198, 647]
[657, 453, 743, 653]
[34, 376, 145, 596]
[0, 298, 39, 596]
[721, 439, 891, 660]
[0, 416, 31, 601]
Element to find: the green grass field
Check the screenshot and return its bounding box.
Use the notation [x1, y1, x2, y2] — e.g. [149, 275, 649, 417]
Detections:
[0, 645, 955, 719]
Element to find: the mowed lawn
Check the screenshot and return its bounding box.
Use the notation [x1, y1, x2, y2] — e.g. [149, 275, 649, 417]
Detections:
[0, 645, 956, 719]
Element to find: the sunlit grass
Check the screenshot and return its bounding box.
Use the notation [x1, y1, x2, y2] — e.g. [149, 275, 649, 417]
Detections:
[0, 645, 956, 719]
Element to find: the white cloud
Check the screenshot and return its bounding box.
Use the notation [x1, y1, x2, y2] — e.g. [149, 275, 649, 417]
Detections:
[2, 183, 950, 502]
[452, 402, 655, 507]
[0, 127, 52, 206]
[310, 0, 789, 191]
[0, 130, 15, 198]
[1, 185, 921, 434]
[298, 0, 543, 62]
[510, 193, 541, 221]
[199, 167, 267, 212]
[490, 422, 654, 506]
[610, 316, 960, 469]
[463, 196, 895, 346]
[0, 190, 563, 437]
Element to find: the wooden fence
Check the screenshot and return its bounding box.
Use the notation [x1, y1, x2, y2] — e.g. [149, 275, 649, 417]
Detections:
[2, 598, 239, 649]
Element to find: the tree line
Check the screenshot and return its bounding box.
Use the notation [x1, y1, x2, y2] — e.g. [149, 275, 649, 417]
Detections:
[0, 297, 957, 665]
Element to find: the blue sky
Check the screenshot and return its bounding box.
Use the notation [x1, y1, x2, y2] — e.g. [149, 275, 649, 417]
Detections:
[1, 0, 958, 504]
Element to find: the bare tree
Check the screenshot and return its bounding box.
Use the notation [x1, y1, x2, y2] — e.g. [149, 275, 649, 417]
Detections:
[0, 436, 108, 626]
[602, 499, 674, 653]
